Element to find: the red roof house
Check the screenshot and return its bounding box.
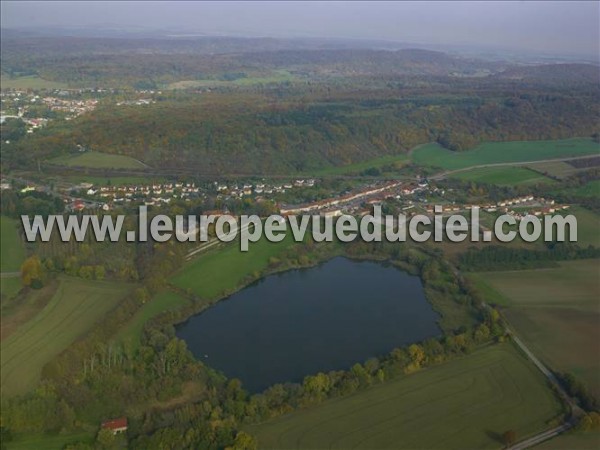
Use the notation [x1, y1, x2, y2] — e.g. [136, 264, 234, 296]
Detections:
[101, 417, 128, 435]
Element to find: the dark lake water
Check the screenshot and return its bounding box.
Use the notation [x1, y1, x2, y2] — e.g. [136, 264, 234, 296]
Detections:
[176, 257, 441, 392]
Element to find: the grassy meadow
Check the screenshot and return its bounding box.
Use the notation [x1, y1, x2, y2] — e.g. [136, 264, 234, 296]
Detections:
[470, 260, 600, 399]
[412, 138, 600, 170]
[167, 70, 296, 89]
[1, 277, 132, 397]
[171, 235, 296, 299]
[248, 344, 562, 450]
[49, 151, 147, 169]
[1, 216, 26, 272]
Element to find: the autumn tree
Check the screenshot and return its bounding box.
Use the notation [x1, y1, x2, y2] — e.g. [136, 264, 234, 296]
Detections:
[21, 255, 44, 287]
[502, 430, 517, 446]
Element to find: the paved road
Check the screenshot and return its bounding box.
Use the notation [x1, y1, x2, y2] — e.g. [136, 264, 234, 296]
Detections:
[507, 423, 572, 450]
[428, 153, 600, 181]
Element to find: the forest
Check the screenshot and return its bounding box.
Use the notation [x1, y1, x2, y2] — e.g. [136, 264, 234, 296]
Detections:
[4, 85, 599, 175]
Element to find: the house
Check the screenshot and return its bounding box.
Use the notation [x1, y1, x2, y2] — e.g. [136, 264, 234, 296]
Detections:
[101, 417, 128, 435]
[320, 209, 342, 218]
[72, 199, 85, 211]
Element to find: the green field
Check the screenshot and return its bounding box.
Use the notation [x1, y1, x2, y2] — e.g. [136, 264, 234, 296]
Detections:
[167, 70, 296, 89]
[172, 236, 296, 298]
[62, 174, 165, 186]
[1, 216, 26, 272]
[470, 260, 600, 398]
[1, 277, 132, 397]
[412, 138, 600, 170]
[451, 166, 554, 186]
[0, 75, 68, 90]
[117, 290, 190, 348]
[49, 151, 147, 169]
[249, 344, 562, 450]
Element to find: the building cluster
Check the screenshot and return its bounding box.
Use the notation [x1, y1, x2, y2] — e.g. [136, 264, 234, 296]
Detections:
[40, 96, 99, 119]
[0, 90, 100, 139]
[77, 182, 204, 207]
[279, 181, 407, 216]
[424, 195, 570, 220]
[216, 179, 316, 199]
[116, 99, 156, 106]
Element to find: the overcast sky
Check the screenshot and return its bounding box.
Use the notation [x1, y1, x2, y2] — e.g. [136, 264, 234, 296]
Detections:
[2, 1, 599, 57]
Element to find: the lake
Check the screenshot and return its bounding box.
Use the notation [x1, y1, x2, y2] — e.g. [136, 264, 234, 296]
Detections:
[176, 257, 441, 392]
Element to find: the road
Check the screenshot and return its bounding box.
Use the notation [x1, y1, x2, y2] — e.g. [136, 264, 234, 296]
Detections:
[507, 423, 572, 450]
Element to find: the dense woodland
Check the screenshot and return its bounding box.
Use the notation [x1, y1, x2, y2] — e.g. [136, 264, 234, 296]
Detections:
[4, 86, 599, 175]
[2, 35, 600, 175]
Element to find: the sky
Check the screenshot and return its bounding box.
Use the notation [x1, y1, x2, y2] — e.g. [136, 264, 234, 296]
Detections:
[1, 1, 599, 57]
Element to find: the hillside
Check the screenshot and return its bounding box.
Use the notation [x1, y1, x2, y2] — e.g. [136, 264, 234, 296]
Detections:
[7, 87, 598, 175]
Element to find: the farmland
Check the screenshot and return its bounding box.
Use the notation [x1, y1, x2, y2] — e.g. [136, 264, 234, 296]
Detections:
[526, 161, 581, 179]
[469, 260, 600, 399]
[248, 344, 562, 450]
[48, 151, 147, 169]
[1, 216, 26, 272]
[412, 138, 600, 170]
[450, 166, 553, 186]
[171, 235, 296, 299]
[0, 277, 132, 397]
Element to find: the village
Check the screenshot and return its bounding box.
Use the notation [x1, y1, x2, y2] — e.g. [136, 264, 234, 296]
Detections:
[0, 87, 161, 139]
[3, 173, 570, 223]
